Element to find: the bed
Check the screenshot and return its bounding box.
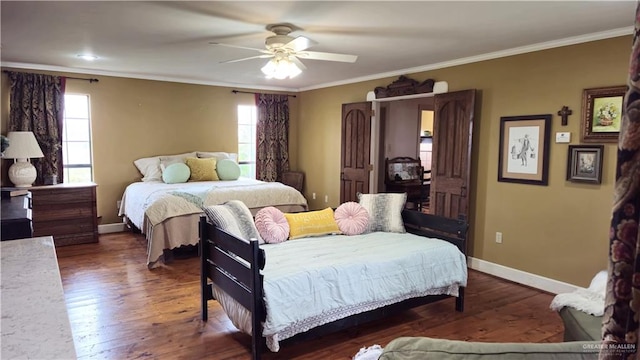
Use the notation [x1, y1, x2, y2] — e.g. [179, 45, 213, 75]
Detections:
[118, 178, 308, 268]
[200, 208, 468, 360]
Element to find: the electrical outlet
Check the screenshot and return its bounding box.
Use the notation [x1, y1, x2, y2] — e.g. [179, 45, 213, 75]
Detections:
[312, 192, 316, 200]
[495, 232, 503, 244]
[324, 195, 328, 203]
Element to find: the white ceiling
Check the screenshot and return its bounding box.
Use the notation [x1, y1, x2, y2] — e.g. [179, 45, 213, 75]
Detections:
[1, 1, 636, 92]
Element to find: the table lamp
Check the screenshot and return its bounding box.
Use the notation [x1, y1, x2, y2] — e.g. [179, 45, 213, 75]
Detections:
[3, 131, 44, 187]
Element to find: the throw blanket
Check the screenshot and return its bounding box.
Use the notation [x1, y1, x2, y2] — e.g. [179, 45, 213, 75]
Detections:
[550, 270, 607, 316]
[353, 345, 383, 360]
[119, 178, 308, 231]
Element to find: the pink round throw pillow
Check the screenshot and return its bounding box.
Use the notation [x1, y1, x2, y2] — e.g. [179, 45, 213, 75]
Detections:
[334, 202, 369, 236]
[254, 206, 290, 244]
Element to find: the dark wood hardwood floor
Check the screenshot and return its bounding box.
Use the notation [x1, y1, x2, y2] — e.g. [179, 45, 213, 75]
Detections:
[55, 232, 564, 360]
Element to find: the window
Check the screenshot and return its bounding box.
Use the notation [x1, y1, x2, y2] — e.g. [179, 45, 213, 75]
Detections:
[237, 105, 257, 178]
[62, 94, 93, 182]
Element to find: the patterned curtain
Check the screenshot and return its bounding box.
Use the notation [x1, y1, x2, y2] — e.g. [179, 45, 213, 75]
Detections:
[600, 4, 640, 359]
[7, 72, 66, 185]
[255, 93, 290, 182]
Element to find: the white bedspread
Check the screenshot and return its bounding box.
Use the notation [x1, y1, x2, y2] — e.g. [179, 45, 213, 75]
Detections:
[214, 231, 468, 352]
[119, 178, 308, 231]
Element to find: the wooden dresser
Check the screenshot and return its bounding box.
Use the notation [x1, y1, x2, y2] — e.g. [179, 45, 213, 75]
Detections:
[30, 182, 98, 246]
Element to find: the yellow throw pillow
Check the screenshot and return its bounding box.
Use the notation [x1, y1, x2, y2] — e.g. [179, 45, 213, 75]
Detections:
[284, 207, 342, 240]
[185, 157, 219, 181]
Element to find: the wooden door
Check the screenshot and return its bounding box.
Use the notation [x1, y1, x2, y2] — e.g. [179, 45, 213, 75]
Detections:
[431, 89, 476, 220]
[340, 102, 371, 203]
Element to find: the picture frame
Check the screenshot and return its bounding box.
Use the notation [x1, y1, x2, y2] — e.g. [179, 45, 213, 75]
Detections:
[581, 85, 626, 142]
[498, 114, 551, 186]
[566, 145, 604, 184]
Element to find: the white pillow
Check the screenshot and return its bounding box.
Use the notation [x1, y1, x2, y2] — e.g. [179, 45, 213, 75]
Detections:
[197, 151, 231, 160]
[159, 153, 194, 170]
[134, 152, 196, 182]
[133, 156, 161, 182]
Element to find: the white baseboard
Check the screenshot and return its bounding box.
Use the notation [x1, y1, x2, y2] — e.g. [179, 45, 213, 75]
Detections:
[98, 223, 127, 234]
[467, 257, 580, 294]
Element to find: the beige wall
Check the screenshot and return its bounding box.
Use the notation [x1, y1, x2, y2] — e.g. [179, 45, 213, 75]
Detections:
[298, 36, 630, 286]
[0, 72, 299, 225]
[1, 36, 628, 286]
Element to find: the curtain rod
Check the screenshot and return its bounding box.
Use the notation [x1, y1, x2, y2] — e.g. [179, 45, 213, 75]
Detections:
[2, 70, 99, 83]
[232, 89, 296, 98]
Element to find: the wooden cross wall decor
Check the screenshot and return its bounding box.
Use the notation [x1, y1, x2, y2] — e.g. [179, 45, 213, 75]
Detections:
[557, 106, 572, 126]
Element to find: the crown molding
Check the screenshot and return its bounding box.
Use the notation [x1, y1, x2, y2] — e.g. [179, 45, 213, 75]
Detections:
[298, 27, 633, 92]
[2, 27, 632, 93]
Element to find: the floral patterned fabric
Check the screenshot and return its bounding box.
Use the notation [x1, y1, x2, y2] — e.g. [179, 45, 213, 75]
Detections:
[255, 93, 290, 182]
[7, 72, 66, 185]
[600, 4, 640, 359]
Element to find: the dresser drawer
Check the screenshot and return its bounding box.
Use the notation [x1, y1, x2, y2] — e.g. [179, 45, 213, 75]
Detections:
[31, 187, 94, 206]
[32, 205, 94, 221]
[33, 218, 96, 237]
[52, 232, 98, 246]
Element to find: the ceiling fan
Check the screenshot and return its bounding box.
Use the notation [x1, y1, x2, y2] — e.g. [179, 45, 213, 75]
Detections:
[210, 23, 358, 79]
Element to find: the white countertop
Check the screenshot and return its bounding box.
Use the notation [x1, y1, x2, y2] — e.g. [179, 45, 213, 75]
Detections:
[1, 236, 77, 359]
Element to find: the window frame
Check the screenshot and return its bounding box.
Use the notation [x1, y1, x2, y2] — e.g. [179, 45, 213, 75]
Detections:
[62, 93, 94, 183]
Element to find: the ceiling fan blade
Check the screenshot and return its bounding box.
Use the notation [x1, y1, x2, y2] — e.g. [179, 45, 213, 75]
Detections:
[220, 54, 273, 64]
[289, 56, 307, 70]
[209, 42, 271, 54]
[284, 36, 317, 52]
[295, 51, 357, 63]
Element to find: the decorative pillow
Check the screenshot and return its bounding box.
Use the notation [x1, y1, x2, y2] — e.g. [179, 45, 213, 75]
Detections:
[161, 163, 190, 184]
[216, 158, 241, 180]
[284, 207, 342, 240]
[358, 193, 407, 233]
[134, 152, 197, 182]
[203, 200, 263, 243]
[185, 157, 219, 181]
[334, 202, 369, 236]
[255, 207, 290, 244]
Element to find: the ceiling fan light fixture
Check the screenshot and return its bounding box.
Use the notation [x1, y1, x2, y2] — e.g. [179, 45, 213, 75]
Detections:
[261, 57, 302, 80]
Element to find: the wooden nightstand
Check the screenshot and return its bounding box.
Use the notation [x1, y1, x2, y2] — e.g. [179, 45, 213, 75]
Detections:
[29, 183, 98, 246]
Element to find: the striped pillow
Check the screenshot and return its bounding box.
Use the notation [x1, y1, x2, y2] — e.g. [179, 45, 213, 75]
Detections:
[203, 200, 263, 243]
[358, 193, 406, 233]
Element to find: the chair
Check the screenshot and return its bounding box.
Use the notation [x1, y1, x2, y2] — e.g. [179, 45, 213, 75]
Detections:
[384, 157, 426, 210]
[281, 171, 304, 193]
[419, 169, 431, 212]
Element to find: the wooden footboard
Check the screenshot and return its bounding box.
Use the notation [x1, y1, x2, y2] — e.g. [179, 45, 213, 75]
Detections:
[200, 210, 468, 360]
[199, 217, 266, 359]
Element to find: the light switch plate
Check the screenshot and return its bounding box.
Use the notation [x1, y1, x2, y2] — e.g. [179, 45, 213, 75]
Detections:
[555, 132, 571, 143]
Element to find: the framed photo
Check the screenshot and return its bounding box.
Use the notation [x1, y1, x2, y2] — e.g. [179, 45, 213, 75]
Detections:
[581, 85, 626, 142]
[498, 114, 551, 185]
[566, 145, 604, 183]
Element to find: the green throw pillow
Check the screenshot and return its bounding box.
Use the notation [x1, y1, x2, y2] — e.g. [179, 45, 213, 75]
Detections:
[216, 159, 241, 180]
[162, 163, 190, 183]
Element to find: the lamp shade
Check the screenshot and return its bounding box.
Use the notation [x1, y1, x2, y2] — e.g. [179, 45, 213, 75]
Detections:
[3, 131, 44, 159]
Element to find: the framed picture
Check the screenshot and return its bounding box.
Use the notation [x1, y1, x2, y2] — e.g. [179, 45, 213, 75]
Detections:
[581, 85, 626, 142]
[498, 114, 551, 185]
[566, 145, 604, 184]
